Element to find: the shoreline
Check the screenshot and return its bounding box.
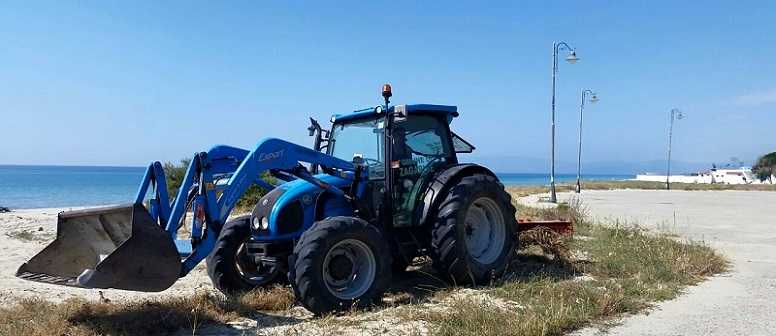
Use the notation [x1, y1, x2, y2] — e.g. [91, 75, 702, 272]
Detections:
[0, 169, 632, 210]
[7, 177, 776, 211]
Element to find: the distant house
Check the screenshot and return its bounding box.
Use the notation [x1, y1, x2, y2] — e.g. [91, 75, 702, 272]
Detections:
[635, 167, 773, 185]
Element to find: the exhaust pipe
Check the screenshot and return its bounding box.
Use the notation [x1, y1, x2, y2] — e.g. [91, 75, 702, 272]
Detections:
[16, 204, 181, 292]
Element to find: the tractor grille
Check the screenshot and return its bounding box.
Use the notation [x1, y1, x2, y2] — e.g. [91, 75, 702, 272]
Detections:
[251, 188, 286, 234]
[276, 201, 303, 235]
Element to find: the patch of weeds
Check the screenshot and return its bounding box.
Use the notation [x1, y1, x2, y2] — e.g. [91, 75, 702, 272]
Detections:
[574, 219, 728, 286]
[421, 297, 522, 336]
[0, 285, 295, 336]
[416, 200, 728, 336]
[515, 197, 588, 226]
[519, 227, 571, 262]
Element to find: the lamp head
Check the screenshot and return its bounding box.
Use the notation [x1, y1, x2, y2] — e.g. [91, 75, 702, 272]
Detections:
[672, 108, 684, 120]
[589, 93, 599, 103]
[382, 84, 392, 100]
[565, 51, 579, 64]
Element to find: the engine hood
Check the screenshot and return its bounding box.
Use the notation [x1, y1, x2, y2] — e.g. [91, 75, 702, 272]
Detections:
[278, 173, 351, 194]
[251, 174, 351, 240]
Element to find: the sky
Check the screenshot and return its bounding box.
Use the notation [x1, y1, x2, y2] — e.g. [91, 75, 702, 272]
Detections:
[1, 1, 774, 173]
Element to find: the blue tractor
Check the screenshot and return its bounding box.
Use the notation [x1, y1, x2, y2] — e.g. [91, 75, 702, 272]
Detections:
[17, 85, 517, 314]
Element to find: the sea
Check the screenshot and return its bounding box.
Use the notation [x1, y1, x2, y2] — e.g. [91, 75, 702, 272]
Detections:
[0, 165, 632, 209]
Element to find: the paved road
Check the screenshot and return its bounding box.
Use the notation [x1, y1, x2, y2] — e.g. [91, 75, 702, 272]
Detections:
[539, 190, 776, 336]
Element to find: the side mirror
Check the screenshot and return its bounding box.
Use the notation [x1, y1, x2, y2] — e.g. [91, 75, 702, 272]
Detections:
[308, 118, 322, 137]
[308, 117, 330, 151]
[307, 117, 330, 174]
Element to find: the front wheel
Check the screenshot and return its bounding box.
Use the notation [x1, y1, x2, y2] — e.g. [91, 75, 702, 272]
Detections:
[430, 174, 517, 285]
[206, 216, 285, 294]
[290, 216, 391, 314]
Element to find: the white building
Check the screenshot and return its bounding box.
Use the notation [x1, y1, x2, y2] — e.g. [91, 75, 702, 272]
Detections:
[635, 167, 773, 185]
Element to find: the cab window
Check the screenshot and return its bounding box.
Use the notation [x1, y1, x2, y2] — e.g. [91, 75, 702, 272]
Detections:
[330, 118, 385, 179]
[451, 132, 475, 153]
[392, 115, 452, 164]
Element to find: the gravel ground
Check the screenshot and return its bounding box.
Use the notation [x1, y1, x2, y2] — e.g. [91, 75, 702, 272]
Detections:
[522, 190, 776, 336]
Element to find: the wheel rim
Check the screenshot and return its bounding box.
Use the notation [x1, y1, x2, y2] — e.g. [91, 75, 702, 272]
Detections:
[322, 239, 377, 300]
[235, 242, 279, 286]
[463, 197, 506, 265]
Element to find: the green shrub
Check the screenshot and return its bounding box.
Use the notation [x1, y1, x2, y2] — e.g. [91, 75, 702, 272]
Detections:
[163, 158, 275, 211]
[753, 152, 776, 182]
[162, 159, 192, 197]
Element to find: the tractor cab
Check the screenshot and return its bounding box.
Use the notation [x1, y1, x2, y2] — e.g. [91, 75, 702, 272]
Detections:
[317, 103, 474, 227]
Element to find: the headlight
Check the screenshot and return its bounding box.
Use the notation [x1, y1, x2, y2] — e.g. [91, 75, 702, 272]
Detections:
[252, 216, 269, 231]
[252, 216, 262, 231]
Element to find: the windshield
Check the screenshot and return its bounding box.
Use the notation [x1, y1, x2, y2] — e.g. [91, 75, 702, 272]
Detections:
[330, 118, 385, 179]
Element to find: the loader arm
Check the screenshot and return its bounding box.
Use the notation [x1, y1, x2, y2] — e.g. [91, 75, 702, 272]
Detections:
[175, 138, 361, 275]
[156, 138, 361, 276]
[17, 137, 361, 291]
[216, 138, 357, 223]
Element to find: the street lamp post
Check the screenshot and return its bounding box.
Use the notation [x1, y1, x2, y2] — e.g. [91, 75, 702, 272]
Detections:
[549, 41, 579, 203]
[575, 89, 598, 193]
[666, 108, 684, 190]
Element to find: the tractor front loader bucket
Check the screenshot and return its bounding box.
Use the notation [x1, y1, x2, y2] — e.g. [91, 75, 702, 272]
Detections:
[16, 203, 181, 292]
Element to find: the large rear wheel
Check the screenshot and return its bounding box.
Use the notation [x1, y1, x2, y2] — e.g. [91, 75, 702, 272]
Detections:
[430, 174, 517, 285]
[290, 216, 391, 314]
[207, 216, 284, 294]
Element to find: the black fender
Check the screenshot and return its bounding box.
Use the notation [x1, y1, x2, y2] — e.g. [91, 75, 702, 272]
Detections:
[415, 163, 498, 227]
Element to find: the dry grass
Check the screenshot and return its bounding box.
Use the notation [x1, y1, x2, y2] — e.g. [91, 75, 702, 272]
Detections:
[412, 199, 729, 336]
[0, 285, 294, 336]
[518, 227, 571, 262]
[409, 280, 620, 336]
[517, 197, 587, 224]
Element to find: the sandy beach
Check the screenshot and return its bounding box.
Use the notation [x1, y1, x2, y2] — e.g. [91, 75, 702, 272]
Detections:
[0, 207, 214, 305]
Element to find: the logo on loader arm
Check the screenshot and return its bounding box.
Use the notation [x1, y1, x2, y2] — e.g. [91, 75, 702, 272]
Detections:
[258, 149, 284, 162]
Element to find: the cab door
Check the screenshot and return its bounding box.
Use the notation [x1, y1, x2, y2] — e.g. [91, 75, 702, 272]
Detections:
[389, 114, 455, 227]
